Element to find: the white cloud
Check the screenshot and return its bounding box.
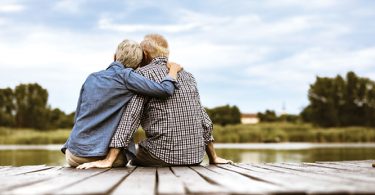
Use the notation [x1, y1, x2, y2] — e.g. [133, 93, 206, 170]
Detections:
[53, 0, 86, 14]
[0, 17, 8, 25]
[246, 47, 375, 91]
[98, 17, 202, 33]
[0, 3, 25, 13]
[265, 0, 341, 9]
[0, 25, 127, 112]
[169, 38, 271, 70]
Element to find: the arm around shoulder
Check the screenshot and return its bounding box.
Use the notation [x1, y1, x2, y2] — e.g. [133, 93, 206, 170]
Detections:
[124, 69, 177, 98]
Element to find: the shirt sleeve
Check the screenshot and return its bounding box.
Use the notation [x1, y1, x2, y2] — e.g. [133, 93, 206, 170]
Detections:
[110, 95, 146, 148]
[191, 75, 214, 144]
[124, 70, 177, 98]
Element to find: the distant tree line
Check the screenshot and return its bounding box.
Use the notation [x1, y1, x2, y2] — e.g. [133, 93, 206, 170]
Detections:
[257, 110, 299, 123]
[3, 71, 373, 130]
[0, 83, 74, 130]
[206, 105, 241, 126]
[301, 71, 375, 127]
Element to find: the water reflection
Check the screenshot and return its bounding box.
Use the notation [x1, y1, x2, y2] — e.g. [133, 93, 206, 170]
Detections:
[0, 150, 66, 166]
[1, 144, 375, 166]
[215, 148, 375, 163]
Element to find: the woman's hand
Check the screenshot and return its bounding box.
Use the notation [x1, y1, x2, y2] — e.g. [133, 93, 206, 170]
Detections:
[167, 62, 183, 72]
[209, 156, 234, 164]
[76, 159, 113, 169]
[167, 62, 182, 80]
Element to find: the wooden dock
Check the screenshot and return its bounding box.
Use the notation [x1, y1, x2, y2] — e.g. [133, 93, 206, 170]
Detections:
[0, 160, 374, 195]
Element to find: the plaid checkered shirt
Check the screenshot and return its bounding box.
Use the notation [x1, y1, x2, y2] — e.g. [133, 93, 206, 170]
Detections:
[109, 57, 214, 165]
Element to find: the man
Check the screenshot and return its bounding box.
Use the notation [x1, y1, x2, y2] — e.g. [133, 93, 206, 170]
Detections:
[77, 34, 231, 169]
[62, 39, 182, 167]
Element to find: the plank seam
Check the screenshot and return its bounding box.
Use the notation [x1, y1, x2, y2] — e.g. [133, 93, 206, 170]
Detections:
[106, 167, 137, 195]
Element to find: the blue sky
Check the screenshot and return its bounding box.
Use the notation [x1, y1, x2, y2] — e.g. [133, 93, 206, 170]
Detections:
[0, 0, 375, 114]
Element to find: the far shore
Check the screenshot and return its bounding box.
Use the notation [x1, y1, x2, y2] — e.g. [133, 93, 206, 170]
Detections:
[1, 123, 375, 145]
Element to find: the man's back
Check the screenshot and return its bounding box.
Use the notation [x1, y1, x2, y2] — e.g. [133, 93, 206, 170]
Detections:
[110, 57, 213, 165]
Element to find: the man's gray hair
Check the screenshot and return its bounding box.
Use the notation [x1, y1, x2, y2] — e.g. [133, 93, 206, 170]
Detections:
[115, 39, 143, 69]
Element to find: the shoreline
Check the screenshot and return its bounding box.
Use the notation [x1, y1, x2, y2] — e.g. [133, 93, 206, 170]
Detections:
[2, 142, 375, 151]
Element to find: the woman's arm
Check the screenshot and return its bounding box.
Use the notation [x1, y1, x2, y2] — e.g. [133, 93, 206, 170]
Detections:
[125, 63, 182, 98]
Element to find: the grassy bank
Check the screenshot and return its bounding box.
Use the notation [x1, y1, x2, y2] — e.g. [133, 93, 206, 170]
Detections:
[1, 123, 375, 145]
[0, 128, 70, 145]
[212, 123, 375, 143]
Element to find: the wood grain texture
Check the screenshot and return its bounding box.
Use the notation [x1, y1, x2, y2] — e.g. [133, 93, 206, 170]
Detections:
[4, 167, 107, 195]
[157, 167, 185, 195]
[56, 168, 134, 195]
[171, 166, 227, 194]
[1, 160, 375, 195]
[111, 167, 156, 195]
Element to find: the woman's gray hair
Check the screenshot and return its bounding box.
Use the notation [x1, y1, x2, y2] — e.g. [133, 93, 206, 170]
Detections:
[115, 39, 143, 69]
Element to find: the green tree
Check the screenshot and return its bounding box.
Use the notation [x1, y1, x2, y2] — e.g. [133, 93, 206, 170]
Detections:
[0, 88, 15, 126]
[206, 105, 241, 126]
[14, 83, 50, 130]
[48, 108, 74, 129]
[302, 71, 375, 127]
[257, 110, 278, 122]
[279, 114, 300, 123]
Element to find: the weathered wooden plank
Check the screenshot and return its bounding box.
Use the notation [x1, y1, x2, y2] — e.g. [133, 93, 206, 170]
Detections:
[0, 167, 63, 192]
[0, 166, 10, 170]
[56, 167, 134, 195]
[319, 160, 375, 168]
[314, 161, 375, 170]
[0, 165, 52, 176]
[111, 167, 156, 195]
[249, 163, 375, 193]
[157, 167, 185, 195]
[1, 161, 375, 195]
[270, 162, 375, 183]
[5, 167, 107, 195]
[171, 166, 227, 194]
[0, 166, 12, 173]
[191, 165, 286, 195]
[302, 162, 375, 174]
[220, 164, 356, 194]
[235, 163, 281, 173]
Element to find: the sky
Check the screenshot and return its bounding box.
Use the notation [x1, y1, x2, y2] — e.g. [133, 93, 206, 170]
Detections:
[0, 0, 375, 114]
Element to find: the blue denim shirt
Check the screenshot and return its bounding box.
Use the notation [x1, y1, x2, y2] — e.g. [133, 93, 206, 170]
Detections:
[61, 61, 176, 157]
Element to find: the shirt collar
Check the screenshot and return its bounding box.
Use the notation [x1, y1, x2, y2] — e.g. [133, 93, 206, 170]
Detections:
[107, 61, 124, 70]
[151, 56, 168, 65]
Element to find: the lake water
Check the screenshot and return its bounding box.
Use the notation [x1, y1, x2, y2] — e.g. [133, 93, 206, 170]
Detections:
[0, 143, 375, 166]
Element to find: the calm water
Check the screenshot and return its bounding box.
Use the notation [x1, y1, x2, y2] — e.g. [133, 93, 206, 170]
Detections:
[0, 143, 375, 166]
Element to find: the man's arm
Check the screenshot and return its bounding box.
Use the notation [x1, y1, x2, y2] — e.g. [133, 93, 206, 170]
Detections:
[191, 76, 214, 144]
[76, 95, 146, 169]
[206, 142, 233, 164]
[191, 75, 232, 164]
[110, 95, 146, 149]
[201, 106, 215, 144]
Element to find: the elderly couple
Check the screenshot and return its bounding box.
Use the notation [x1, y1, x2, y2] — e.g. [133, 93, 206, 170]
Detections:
[61, 34, 232, 168]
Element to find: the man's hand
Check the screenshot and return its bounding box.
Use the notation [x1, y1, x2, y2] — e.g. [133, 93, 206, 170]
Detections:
[76, 159, 113, 169]
[209, 156, 233, 164]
